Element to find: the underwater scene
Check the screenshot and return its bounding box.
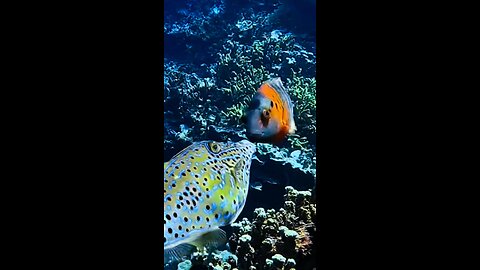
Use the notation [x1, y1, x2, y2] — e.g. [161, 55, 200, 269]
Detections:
[164, 0, 317, 269]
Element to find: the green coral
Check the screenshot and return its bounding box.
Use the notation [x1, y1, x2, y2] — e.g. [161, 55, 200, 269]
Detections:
[165, 31, 316, 172]
[215, 32, 316, 152]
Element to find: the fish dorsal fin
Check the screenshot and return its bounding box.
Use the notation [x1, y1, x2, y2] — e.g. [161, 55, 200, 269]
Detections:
[164, 243, 196, 263]
[190, 228, 227, 252]
[266, 78, 296, 133]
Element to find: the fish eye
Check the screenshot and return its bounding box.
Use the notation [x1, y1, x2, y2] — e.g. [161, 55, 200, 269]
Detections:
[208, 142, 221, 153]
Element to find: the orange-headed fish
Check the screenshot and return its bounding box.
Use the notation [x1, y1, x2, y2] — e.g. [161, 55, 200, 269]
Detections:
[245, 78, 296, 143]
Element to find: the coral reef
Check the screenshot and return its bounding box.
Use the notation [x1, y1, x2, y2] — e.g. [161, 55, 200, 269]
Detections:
[164, 0, 317, 161]
[164, 1, 317, 269]
[227, 186, 316, 270]
[164, 30, 317, 177]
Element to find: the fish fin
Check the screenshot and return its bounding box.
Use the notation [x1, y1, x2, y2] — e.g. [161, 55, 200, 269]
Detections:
[266, 77, 296, 134]
[250, 181, 263, 191]
[190, 228, 227, 252]
[164, 243, 197, 263]
[232, 160, 245, 185]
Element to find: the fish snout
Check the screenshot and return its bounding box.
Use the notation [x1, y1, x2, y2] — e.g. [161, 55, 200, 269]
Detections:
[236, 140, 256, 155]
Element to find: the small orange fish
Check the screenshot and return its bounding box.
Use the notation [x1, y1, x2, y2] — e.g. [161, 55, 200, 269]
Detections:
[245, 78, 296, 143]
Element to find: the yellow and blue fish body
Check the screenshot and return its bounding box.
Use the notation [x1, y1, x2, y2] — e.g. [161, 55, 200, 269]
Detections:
[163, 140, 256, 262]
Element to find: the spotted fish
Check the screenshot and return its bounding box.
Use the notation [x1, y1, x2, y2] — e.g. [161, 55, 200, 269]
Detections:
[163, 140, 256, 262]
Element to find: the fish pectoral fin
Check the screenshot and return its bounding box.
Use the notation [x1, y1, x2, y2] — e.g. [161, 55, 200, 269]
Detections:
[164, 243, 196, 263]
[190, 228, 227, 252]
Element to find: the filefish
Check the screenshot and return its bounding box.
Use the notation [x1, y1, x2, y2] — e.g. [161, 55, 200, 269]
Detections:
[245, 77, 296, 143]
[163, 140, 256, 262]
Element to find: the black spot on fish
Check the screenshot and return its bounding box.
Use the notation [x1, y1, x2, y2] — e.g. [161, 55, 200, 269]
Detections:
[183, 192, 188, 196]
[178, 225, 182, 230]
[173, 212, 178, 218]
[206, 205, 211, 210]
[181, 172, 186, 176]
[220, 195, 224, 200]
[164, 237, 166, 243]
[166, 214, 171, 220]
[174, 233, 178, 238]
[215, 213, 219, 219]
[196, 216, 200, 221]
[176, 204, 181, 209]
[184, 217, 188, 222]
[186, 186, 190, 191]
[172, 184, 176, 188]
[168, 228, 172, 234]
[206, 217, 210, 222]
